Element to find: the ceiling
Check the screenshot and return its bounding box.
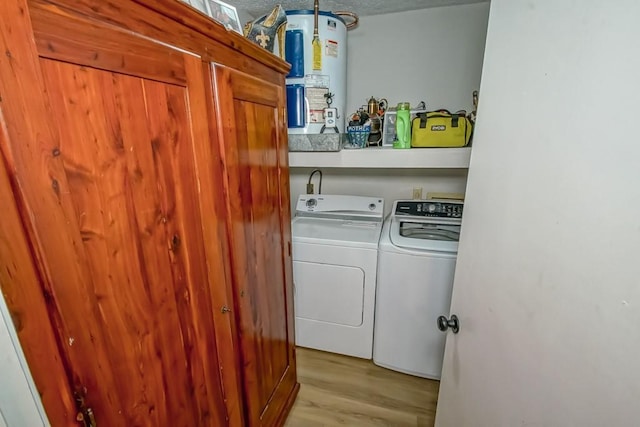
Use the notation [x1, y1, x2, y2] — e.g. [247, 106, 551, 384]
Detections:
[230, 0, 488, 19]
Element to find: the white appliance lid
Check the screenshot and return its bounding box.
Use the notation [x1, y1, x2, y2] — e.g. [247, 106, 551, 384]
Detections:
[399, 222, 460, 241]
[292, 217, 383, 248]
[388, 218, 460, 253]
[295, 194, 384, 220]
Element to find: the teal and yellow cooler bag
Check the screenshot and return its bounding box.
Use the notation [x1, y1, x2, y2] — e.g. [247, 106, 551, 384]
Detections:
[411, 110, 472, 147]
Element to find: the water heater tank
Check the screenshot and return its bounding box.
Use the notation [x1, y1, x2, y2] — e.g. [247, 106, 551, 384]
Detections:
[285, 10, 347, 134]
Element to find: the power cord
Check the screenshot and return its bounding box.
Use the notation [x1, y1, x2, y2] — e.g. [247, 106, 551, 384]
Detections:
[307, 169, 323, 194]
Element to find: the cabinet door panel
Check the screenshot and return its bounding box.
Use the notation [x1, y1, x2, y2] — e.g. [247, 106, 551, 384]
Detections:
[214, 65, 298, 426]
[0, 3, 228, 426]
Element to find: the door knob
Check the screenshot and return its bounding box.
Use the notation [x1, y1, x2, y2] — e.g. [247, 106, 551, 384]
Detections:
[437, 314, 460, 334]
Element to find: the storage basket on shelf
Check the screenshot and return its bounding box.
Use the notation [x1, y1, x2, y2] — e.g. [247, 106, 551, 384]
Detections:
[346, 124, 371, 149]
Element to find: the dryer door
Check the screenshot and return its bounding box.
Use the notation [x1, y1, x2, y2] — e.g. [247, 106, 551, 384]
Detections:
[292, 241, 378, 359]
[294, 261, 364, 326]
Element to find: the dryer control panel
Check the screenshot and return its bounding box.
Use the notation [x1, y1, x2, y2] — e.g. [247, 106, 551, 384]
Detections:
[395, 200, 463, 218]
[296, 194, 384, 220]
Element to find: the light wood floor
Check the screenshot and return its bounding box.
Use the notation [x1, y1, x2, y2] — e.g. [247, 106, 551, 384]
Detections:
[285, 347, 440, 427]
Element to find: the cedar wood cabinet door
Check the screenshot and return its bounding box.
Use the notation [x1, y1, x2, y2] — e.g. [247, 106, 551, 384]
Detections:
[213, 65, 299, 427]
[0, 1, 231, 425]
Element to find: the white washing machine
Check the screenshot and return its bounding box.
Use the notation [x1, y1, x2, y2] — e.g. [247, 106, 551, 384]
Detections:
[373, 199, 463, 379]
[292, 194, 384, 359]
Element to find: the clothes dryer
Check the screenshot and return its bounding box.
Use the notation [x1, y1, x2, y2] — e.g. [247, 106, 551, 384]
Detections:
[292, 194, 384, 359]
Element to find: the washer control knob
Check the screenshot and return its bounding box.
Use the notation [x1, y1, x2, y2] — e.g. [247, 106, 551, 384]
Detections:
[368, 203, 376, 210]
[306, 198, 317, 208]
[428, 204, 436, 213]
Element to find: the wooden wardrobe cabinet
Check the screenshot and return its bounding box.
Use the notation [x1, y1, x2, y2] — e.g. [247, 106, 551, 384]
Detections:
[0, 0, 297, 426]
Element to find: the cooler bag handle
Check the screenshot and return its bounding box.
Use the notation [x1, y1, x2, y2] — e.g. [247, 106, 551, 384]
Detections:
[418, 109, 454, 129]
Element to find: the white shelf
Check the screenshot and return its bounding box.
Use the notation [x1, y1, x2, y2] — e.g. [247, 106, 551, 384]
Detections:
[288, 147, 471, 169]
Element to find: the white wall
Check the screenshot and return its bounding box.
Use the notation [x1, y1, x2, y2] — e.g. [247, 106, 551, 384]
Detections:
[0, 294, 49, 426]
[289, 168, 468, 215]
[346, 3, 490, 115]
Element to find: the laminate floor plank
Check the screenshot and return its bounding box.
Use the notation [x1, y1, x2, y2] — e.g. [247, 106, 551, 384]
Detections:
[286, 347, 439, 427]
[287, 384, 418, 427]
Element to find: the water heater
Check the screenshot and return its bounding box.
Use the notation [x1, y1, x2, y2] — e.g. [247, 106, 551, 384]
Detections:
[285, 10, 347, 134]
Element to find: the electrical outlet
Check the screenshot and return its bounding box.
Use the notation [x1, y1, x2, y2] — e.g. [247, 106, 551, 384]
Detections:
[412, 187, 423, 200]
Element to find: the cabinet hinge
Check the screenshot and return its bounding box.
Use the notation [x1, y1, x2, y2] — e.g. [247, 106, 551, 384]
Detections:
[74, 390, 97, 427]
